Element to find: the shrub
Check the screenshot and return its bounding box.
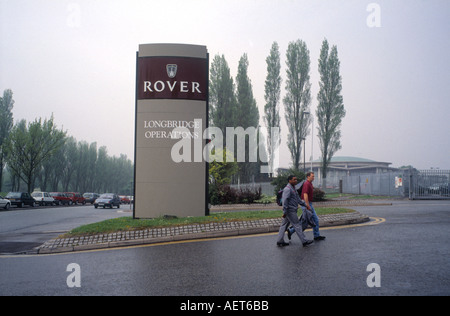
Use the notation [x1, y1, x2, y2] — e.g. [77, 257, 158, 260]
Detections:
[236, 186, 262, 204]
[209, 185, 262, 205]
[313, 188, 326, 202]
[254, 194, 275, 205]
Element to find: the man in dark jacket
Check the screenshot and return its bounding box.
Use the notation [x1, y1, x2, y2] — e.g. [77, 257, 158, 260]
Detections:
[276, 175, 314, 247]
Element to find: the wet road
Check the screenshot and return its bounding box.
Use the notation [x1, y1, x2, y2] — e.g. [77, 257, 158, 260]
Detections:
[0, 204, 130, 254]
[0, 201, 449, 296]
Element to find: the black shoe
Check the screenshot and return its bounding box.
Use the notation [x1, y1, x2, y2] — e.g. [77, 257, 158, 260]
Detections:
[277, 242, 290, 247]
[303, 240, 314, 247]
[314, 236, 326, 241]
[287, 228, 293, 240]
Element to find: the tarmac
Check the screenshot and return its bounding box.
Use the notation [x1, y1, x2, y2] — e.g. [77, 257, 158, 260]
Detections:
[36, 201, 377, 254]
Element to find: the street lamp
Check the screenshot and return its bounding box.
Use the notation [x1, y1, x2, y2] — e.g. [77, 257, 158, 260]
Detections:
[302, 137, 306, 173]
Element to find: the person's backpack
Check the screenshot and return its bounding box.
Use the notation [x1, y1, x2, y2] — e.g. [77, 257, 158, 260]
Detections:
[276, 189, 284, 206]
[295, 180, 306, 197]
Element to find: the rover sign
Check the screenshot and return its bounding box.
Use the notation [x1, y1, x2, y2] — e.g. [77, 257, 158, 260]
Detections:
[134, 44, 209, 219]
[137, 56, 208, 101]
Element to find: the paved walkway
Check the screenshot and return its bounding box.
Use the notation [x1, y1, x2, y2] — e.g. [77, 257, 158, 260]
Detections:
[211, 200, 393, 211]
[36, 211, 370, 254]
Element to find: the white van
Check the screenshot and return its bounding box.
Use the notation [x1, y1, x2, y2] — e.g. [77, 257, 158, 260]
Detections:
[31, 192, 55, 206]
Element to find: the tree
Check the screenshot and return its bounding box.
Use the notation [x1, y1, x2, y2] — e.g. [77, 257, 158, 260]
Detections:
[5, 120, 26, 191]
[235, 53, 259, 129]
[209, 54, 237, 138]
[264, 42, 282, 176]
[5, 116, 66, 193]
[284, 40, 312, 170]
[316, 39, 346, 187]
[235, 53, 260, 183]
[209, 147, 238, 205]
[36, 136, 132, 194]
[96, 146, 109, 193]
[209, 148, 238, 187]
[0, 89, 14, 192]
[0, 91, 133, 194]
[85, 142, 98, 192]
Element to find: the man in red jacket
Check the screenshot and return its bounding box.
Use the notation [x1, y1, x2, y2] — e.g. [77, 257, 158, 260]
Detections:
[301, 172, 326, 241]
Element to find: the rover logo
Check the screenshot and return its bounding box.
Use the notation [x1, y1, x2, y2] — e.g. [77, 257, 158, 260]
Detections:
[138, 56, 207, 101]
[166, 64, 177, 79]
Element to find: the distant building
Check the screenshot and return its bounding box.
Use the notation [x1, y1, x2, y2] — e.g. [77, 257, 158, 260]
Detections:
[311, 156, 395, 175]
[278, 156, 397, 188]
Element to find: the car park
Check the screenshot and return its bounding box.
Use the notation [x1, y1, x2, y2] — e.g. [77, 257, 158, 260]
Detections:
[427, 183, 450, 196]
[0, 195, 11, 210]
[5, 192, 37, 208]
[31, 192, 55, 206]
[50, 192, 72, 205]
[65, 192, 86, 205]
[441, 183, 450, 196]
[94, 193, 121, 209]
[83, 193, 99, 204]
[119, 195, 131, 204]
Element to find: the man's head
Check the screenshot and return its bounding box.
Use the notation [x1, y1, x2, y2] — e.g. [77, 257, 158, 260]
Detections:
[306, 172, 315, 182]
[287, 175, 298, 186]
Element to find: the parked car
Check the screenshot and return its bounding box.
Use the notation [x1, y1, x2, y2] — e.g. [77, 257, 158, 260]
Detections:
[83, 193, 100, 204]
[442, 183, 450, 196]
[5, 192, 37, 208]
[0, 195, 11, 210]
[65, 192, 86, 205]
[427, 184, 441, 194]
[435, 183, 449, 196]
[94, 193, 121, 209]
[428, 183, 450, 196]
[31, 192, 55, 206]
[119, 195, 131, 204]
[50, 192, 72, 206]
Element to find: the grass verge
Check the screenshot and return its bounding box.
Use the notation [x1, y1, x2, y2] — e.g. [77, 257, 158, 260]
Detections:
[64, 208, 355, 237]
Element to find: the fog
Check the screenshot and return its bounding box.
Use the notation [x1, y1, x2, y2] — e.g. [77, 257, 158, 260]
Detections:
[1, 0, 449, 169]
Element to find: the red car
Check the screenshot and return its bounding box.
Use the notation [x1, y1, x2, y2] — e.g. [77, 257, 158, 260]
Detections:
[50, 192, 72, 206]
[65, 192, 86, 205]
[119, 195, 130, 204]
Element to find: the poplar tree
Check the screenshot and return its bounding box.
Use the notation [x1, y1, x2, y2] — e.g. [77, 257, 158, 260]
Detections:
[209, 54, 237, 138]
[283, 40, 312, 170]
[264, 42, 282, 176]
[235, 53, 259, 129]
[235, 53, 260, 182]
[316, 39, 346, 187]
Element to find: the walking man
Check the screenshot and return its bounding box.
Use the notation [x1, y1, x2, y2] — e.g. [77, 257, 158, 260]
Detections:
[301, 172, 326, 241]
[277, 175, 314, 247]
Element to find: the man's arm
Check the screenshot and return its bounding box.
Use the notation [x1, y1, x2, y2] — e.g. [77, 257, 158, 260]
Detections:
[282, 187, 291, 214]
[303, 192, 311, 210]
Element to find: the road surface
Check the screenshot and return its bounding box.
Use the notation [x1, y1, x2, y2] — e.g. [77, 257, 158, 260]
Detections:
[0, 200, 449, 296]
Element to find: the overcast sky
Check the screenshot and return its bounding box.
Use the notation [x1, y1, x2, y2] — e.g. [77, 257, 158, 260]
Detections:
[1, 0, 449, 170]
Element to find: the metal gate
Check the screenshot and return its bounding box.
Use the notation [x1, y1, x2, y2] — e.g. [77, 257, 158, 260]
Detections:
[408, 169, 450, 200]
[342, 172, 405, 197]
